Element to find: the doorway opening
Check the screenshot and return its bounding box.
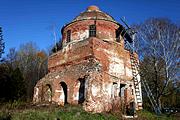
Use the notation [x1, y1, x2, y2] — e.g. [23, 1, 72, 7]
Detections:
[78, 78, 86, 104]
[119, 84, 126, 98]
[60, 82, 68, 104]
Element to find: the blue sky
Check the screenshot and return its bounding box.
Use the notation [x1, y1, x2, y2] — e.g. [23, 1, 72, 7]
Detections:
[0, 0, 180, 55]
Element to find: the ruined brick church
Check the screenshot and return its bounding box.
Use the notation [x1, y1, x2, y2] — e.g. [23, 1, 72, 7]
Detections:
[33, 5, 143, 113]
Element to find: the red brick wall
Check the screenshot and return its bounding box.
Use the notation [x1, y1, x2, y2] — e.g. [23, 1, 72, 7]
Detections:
[62, 20, 119, 45]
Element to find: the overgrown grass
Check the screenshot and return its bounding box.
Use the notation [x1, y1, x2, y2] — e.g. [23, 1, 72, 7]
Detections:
[55, 105, 118, 120]
[12, 109, 56, 120]
[0, 102, 178, 120]
[0, 100, 27, 110]
[0, 104, 118, 120]
[137, 110, 176, 120]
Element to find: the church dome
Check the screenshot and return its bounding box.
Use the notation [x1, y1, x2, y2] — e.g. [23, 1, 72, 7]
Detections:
[61, 5, 121, 44]
[72, 5, 117, 23]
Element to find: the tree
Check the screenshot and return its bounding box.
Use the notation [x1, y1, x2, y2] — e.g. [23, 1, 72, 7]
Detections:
[0, 27, 5, 60]
[10, 67, 26, 101]
[134, 18, 180, 110]
[51, 39, 63, 54]
[0, 63, 11, 101]
[10, 42, 48, 100]
[0, 42, 48, 102]
[0, 63, 25, 102]
[6, 48, 18, 68]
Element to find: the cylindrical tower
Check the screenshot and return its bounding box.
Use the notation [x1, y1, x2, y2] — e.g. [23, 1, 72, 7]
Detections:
[61, 5, 124, 46]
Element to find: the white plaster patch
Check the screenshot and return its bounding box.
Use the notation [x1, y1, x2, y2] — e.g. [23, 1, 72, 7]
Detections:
[112, 83, 119, 98]
[126, 67, 133, 77]
[35, 87, 39, 96]
[73, 82, 80, 101]
[74, 92, 79, 101]
[99, 48, 118, 56]
[109, 56, 125, 77]
[97, 48, 126, 77]
[47, 88, 52, 102]
[59, 89, 64, 102]
[104, 84, 112, 95]
[101, 84, 112, 103]
[91, 84, 100, 97]
[111, 56, 123, 63]
[55, 75, 60, 79]
[56, 60, 66, 65]
[78, 30, 88, 41]
[33, 87, 39, 102]
[55, 90, 61, 92]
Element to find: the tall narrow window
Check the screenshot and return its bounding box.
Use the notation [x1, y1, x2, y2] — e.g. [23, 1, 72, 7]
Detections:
[67, 30, 71, 43]
[89, 25, 96, 37]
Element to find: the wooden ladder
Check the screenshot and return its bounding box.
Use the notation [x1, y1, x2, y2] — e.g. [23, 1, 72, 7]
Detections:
[129, 52, 142, 110]
[129, 52, 161, 114]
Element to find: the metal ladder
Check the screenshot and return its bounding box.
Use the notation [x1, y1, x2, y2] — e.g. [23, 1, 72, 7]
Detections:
[129, 52, 161, 114]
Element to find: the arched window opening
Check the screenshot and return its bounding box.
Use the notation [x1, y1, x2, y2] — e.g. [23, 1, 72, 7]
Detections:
[78, 78, 86, 104]
[60, 82, 68, 104]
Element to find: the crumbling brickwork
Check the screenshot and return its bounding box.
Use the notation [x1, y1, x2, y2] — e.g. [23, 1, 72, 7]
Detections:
[33, 5, 142, 113]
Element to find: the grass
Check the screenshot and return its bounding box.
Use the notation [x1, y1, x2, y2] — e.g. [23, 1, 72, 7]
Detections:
[0, 103, 118, 120]
[0, 102, 178, 120]
[55, 105, 117, 120]
[137, 110, 176, 120]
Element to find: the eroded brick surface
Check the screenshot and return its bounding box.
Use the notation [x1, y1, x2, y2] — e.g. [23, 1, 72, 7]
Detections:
[33, 5, 142, 113]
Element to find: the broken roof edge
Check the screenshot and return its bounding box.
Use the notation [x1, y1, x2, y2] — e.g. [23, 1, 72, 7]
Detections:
[61, 5, 122, 34]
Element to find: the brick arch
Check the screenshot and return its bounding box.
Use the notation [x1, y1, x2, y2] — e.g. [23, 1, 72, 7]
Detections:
[60, 81, 68, 104]
[78, 78, 86, 104]
[73, 77, 86, 104]
[54, 80, 68, 106]
[43, 84, 52, 102]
